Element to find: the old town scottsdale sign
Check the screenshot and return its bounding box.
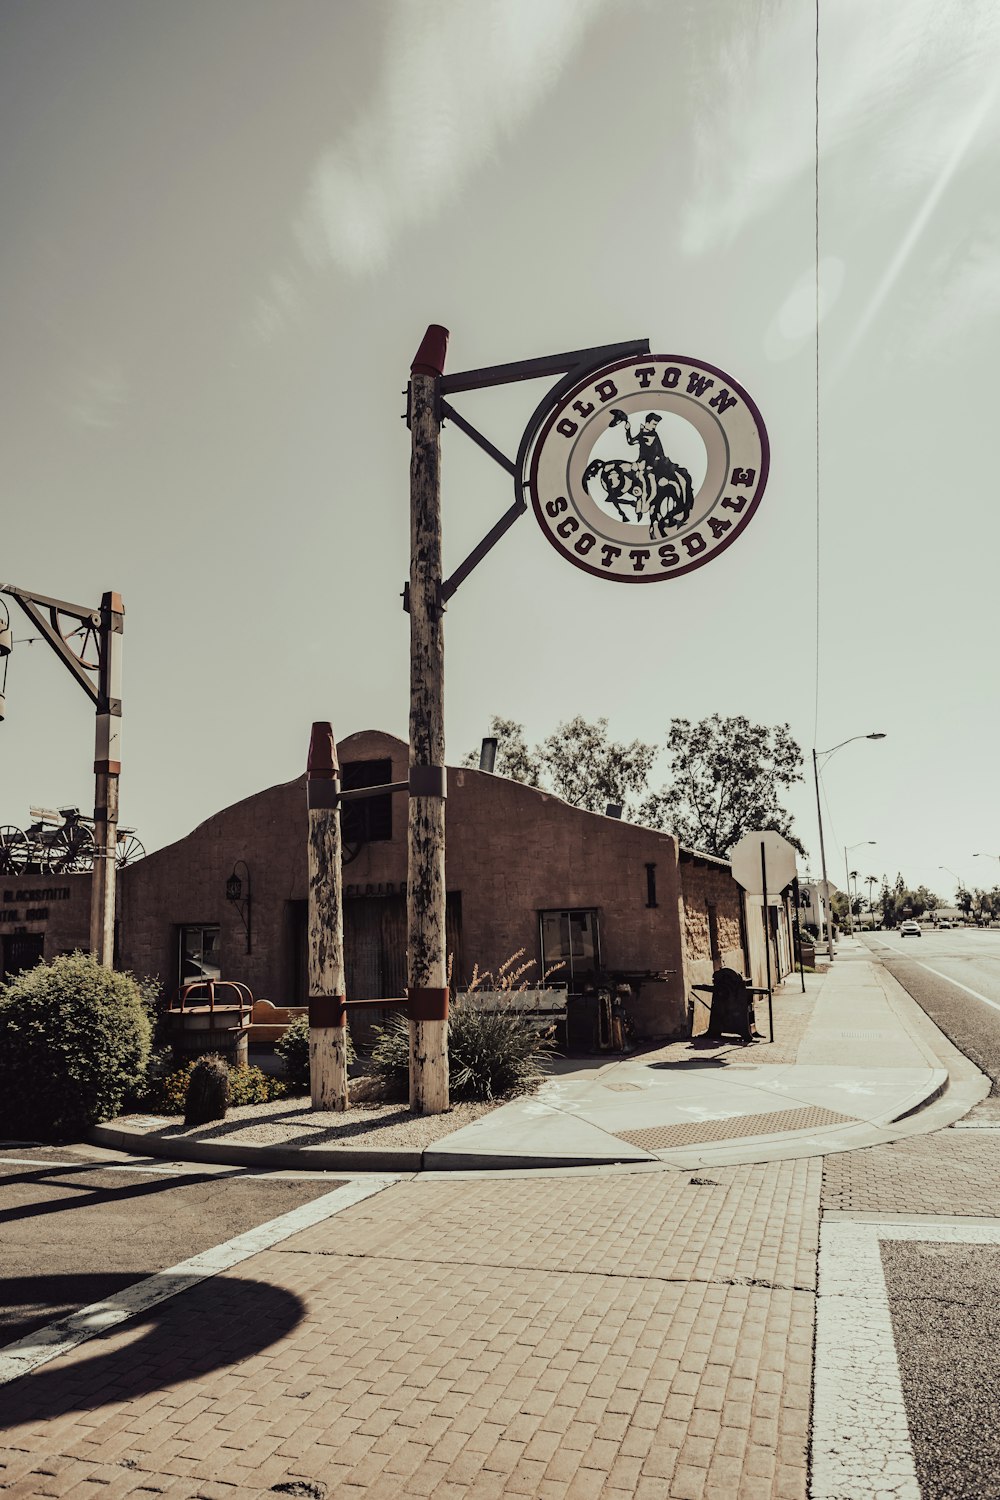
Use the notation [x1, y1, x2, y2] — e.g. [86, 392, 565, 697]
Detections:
[525, 353, 769, 583]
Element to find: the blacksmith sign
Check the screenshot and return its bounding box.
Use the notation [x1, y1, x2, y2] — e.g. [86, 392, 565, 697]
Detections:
[525, 354, 769, 582]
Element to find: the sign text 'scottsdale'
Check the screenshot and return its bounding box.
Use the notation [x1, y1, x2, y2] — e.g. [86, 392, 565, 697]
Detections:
[525, 354, 769, 584]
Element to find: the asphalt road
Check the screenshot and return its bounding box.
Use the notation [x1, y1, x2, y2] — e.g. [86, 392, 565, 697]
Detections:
[0, 1144, 341, 1347]
[864, 928, 1000, 1092]
[884, 1240, 1000, 1500]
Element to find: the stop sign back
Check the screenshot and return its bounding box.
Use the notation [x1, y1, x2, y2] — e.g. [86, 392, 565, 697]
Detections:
[728, 830, 798, 894]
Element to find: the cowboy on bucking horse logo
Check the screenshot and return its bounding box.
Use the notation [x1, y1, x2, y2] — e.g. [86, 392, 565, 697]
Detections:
[582, 409, 695, 537]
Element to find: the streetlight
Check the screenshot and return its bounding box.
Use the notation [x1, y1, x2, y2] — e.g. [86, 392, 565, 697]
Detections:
[812, 733, 886, 961]
[844, 841, 876, 935]
[939, 865, 967, 919]
[973, 852, 1000, 862]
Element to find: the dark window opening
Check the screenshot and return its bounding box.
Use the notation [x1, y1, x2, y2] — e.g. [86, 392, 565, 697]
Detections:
[2, 932, 44, 979]
[645, 862, 658, 908]
[341, 758, 393, 844]
[539, 909, 601, 991]
[178, 924, 221, 989]
[707, 902, 721, 969]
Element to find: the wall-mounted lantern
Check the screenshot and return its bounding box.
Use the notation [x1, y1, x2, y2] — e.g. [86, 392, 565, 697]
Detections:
[225, 860, 252, 954]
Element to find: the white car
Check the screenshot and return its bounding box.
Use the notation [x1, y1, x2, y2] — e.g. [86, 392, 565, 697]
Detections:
[899, 920, 921, 937]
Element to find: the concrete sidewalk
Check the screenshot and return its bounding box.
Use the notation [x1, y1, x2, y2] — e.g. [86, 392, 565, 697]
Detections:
[91, 948, 984, 1174]
[2, 947, 996, 1500]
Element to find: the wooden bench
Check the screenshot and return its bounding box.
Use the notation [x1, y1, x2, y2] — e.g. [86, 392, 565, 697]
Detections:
[455, 987, 568, 1032]
[247, 999, 307, 1045]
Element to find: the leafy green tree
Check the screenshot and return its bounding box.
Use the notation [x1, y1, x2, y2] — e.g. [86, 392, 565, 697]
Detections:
[638, 715, 804, 858]
[538, 716, 657, 815]
[465, 715, 656, 817]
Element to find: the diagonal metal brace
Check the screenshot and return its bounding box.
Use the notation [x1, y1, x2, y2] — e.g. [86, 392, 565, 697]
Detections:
[439, 401, 515, 476]
[2, 589, 99, 704]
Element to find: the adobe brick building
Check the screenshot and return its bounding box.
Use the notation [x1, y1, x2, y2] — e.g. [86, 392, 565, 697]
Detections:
[117, 730, 794, 1043]
[0, 872, 92, 979]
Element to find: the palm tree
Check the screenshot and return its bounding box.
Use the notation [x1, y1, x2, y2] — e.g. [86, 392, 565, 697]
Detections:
[865, 875, 879, 929]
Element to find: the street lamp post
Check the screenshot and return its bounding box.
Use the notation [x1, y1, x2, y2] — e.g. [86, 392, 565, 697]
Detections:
[939, 865, 967, 920]
[812, 733, 886, 961]
[844, 841, 876, 936]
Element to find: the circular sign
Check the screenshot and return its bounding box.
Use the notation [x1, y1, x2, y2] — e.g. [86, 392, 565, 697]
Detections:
[525, 354, 769, 582]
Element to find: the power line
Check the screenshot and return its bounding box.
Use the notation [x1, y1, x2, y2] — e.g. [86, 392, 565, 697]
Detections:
[813, 0, 821, 747]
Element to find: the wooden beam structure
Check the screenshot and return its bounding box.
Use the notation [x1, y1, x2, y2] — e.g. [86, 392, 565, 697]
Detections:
[306, 721, 349, 1110]
[406, 327, 450, 1115]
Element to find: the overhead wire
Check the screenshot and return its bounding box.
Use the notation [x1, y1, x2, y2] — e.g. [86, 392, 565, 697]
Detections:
[812, 0, 821, 748]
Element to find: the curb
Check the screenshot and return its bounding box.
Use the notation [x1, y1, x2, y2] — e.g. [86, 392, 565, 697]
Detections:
[87, 1123, 618, 1175]
[88, 1124, 423, 1175]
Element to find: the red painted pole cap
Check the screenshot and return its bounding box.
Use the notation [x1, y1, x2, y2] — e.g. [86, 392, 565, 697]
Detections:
[411, 325, 449, 377]
[307, 721, 338, 778]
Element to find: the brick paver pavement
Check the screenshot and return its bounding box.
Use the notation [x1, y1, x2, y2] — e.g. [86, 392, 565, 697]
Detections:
[0, 1161, 820, 1500]
[822, 1122, 1000, 1217]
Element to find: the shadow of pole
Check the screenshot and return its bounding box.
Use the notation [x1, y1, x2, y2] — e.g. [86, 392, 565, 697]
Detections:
[0, 1272, 305, 1425]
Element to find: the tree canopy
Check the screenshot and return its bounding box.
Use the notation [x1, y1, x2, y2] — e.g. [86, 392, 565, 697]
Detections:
[464, 711, 804, 856]
[637, 715, 803, 857]
[463, 715, 657, 818]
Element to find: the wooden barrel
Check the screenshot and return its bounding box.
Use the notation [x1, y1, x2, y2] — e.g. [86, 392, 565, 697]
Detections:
[170, 1011, 249, 1069]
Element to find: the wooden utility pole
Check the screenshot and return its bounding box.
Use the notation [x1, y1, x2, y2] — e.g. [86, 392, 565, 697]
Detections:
[306, 721, 349, 1110]
[91, 591, 123, 966]
[407, 327, 450, 1114]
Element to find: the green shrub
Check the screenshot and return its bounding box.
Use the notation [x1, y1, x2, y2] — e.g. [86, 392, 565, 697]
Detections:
[140, 1058, 287, 1114]
[369, 1002, 554, 1103]
[0, 951, 151, 1139]
[275, 1013, 354, 1095]
[151, 1063, 196, 1114]
[227, 1064, 272, 1108]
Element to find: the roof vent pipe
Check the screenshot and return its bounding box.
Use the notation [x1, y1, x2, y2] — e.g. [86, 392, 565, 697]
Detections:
[479, 737, 498, 773]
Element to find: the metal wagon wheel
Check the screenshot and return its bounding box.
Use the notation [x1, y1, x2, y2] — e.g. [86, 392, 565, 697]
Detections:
[49, 608, 102, 671]
[45, 823, 96, 874]
[116, 833, 146, 868]
[0, 825, 30, 876]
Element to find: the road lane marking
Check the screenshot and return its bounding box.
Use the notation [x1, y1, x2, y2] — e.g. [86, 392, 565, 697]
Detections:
[0, 1174, 396, 1386]
[904, 959, 1000, 1013]
[812, 1218, 1000, 1500]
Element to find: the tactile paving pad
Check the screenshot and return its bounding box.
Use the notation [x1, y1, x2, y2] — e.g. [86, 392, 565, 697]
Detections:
[615, 1104, 857, 1151]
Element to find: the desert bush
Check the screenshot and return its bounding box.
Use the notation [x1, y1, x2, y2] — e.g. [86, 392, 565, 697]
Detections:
[141, 1058, 286, 1114]
[275, 1013, 354, 1095]
[185, 1053, 229, 1126]
[369, 951, 557, 1103]
[0, 951, 151, 1139]
[227, 1064, 273, 1108]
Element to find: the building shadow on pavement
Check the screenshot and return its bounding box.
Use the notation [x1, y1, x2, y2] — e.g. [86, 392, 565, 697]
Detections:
[0, 1273, 305, 1424]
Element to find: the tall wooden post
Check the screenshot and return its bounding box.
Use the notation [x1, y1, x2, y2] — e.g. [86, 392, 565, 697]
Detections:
[90, 591, 123, 967]
[407, 326, 450, 1115]
[306, 721, 349, 1110]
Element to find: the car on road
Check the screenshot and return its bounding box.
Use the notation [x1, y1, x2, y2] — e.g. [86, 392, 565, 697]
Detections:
[937, 918, 952, 929]
[900, 919, 922, 937]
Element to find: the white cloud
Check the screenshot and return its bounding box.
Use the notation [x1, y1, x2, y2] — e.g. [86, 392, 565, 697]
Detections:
[681, 0, 1000, 257]
[295, 0, 608, 276]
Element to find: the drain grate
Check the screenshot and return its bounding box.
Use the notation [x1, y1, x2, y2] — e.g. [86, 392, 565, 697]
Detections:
[615, 1104, 858, 1151]
[837, 1031, 885, 1039]
[601, 1081, 642, 1093]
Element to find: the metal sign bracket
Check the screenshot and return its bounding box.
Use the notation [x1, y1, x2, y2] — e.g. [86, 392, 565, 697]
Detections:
[401, 338, 650, 609]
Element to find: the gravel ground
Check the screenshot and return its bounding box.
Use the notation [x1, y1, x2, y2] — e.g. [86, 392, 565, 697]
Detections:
[120, 1093, 503, 1150]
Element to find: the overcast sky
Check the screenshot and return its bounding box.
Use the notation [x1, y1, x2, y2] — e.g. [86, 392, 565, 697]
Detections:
[2, 0, 998, 903]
